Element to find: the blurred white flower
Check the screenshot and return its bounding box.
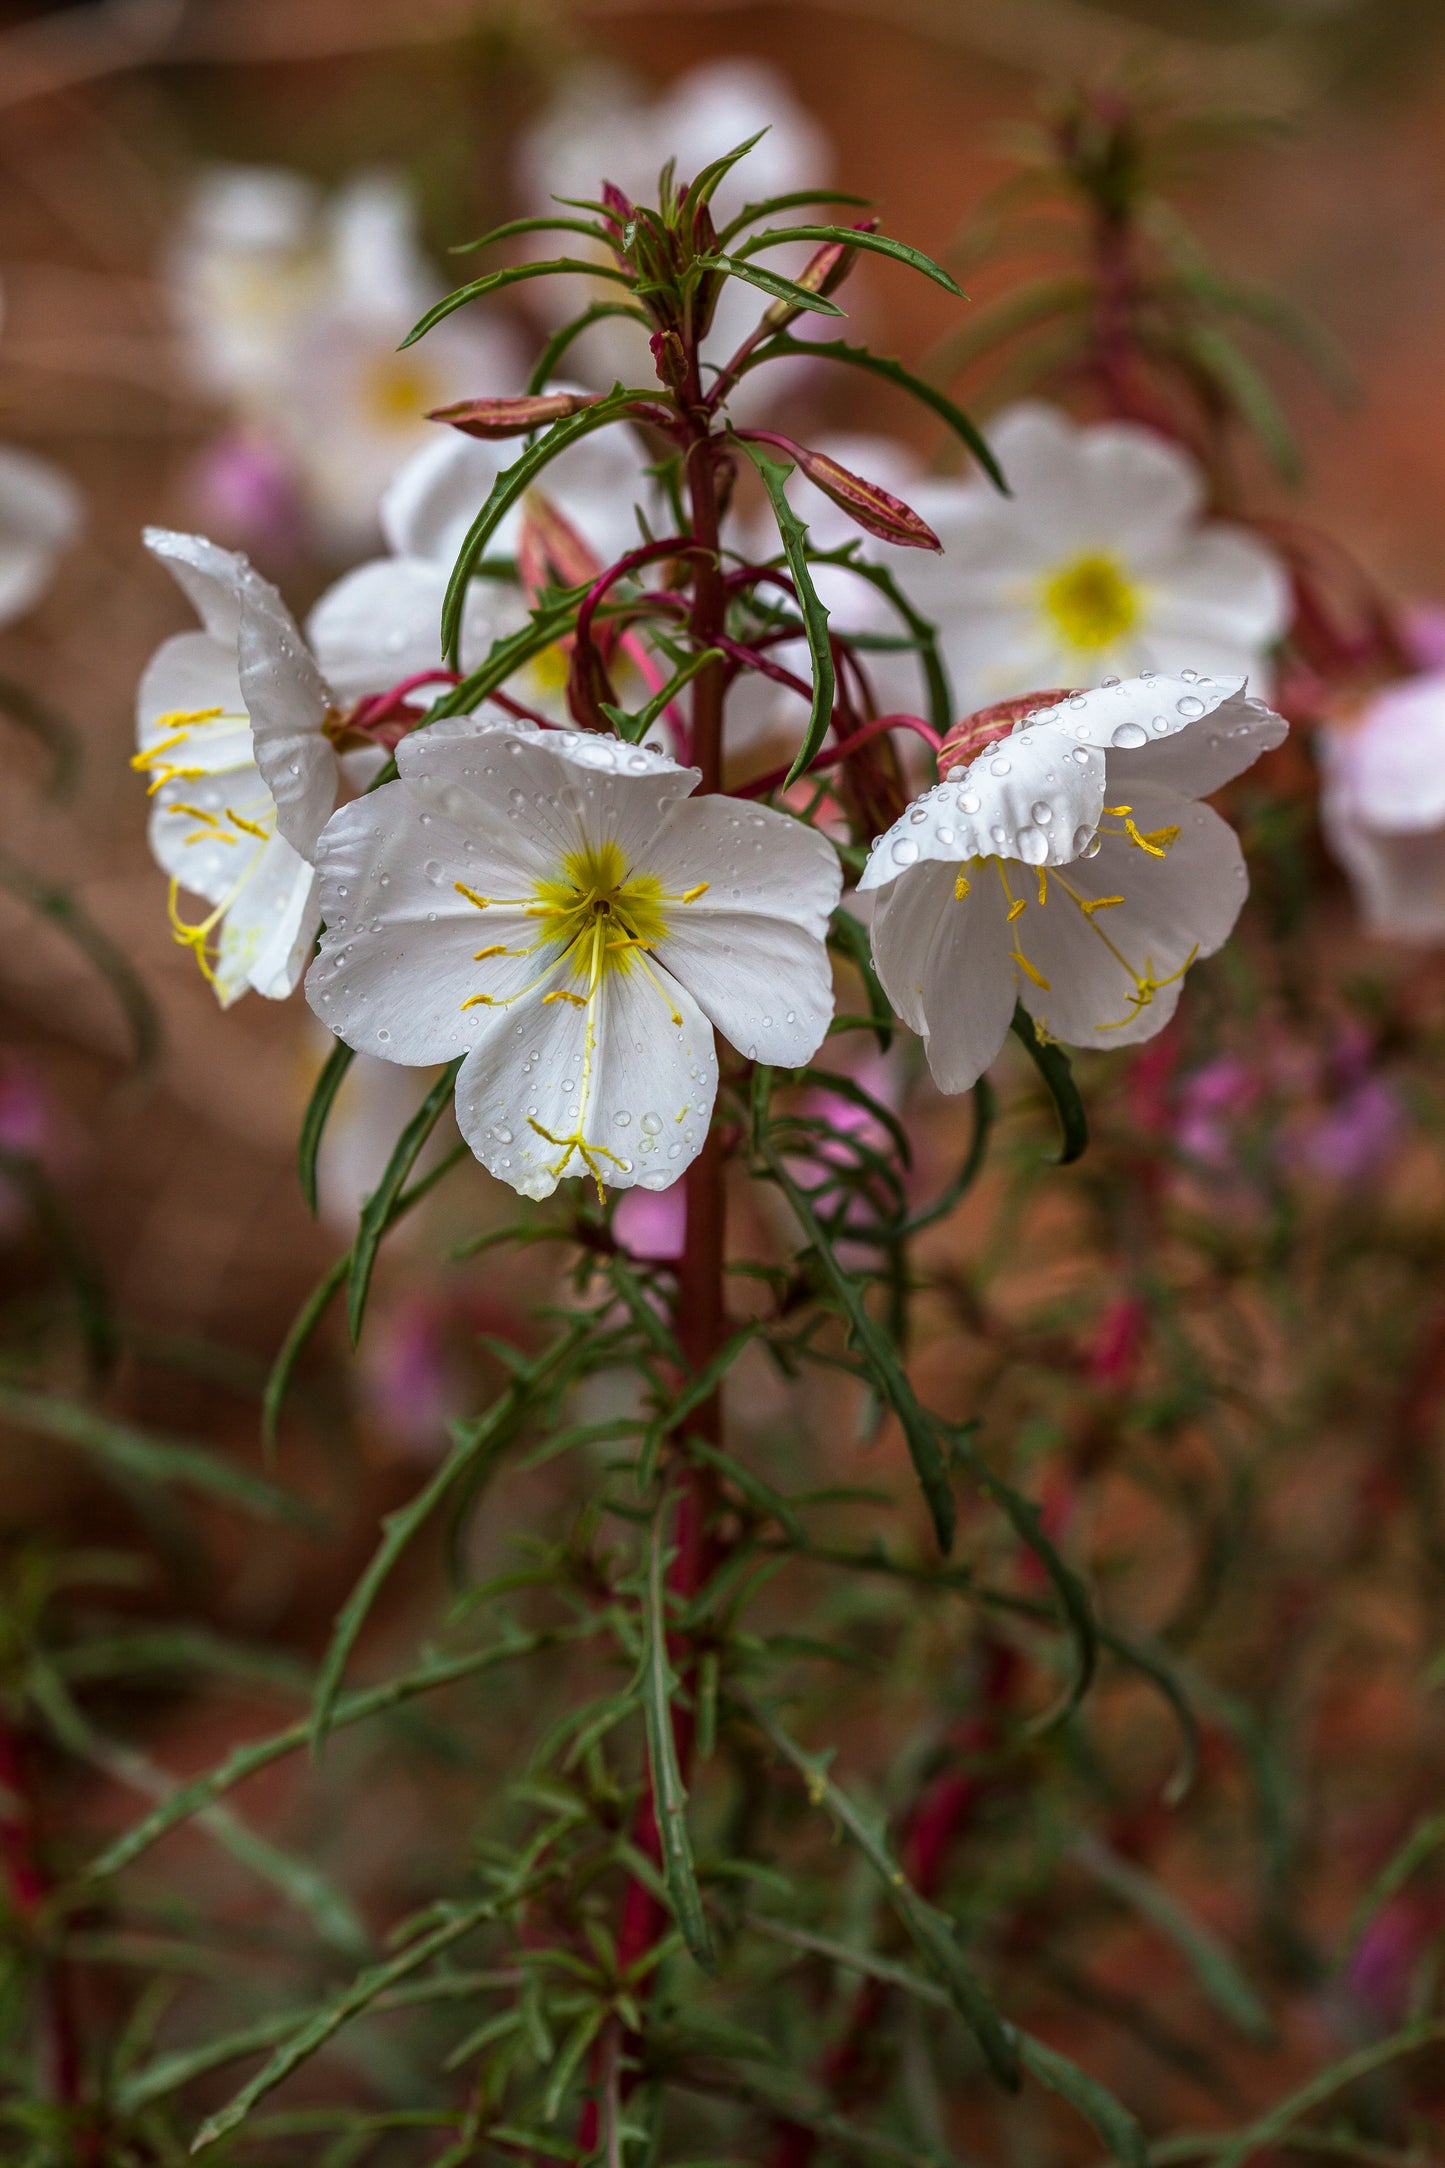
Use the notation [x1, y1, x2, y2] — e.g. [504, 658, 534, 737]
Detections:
[859, 673, 1286, 1091]
[889, 404, 1289, 714]
[133, 529, 339, 1006]
[307, 716, 841, 1199]
[1319, 670, 1445, 940]
[514, 59, 831, 410]
[0, 446, 81, 623]
[307, 404, 652, 712]
[169, 169, 524, 552]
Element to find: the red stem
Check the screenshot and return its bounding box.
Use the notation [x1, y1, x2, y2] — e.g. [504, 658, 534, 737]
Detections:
[733, 712, 943, 801]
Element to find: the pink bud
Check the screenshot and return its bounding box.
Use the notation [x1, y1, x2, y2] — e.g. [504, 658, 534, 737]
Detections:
[937, 691, 1080, 772]
[428, 391, 598, 439]
[742, 430, 941, 553]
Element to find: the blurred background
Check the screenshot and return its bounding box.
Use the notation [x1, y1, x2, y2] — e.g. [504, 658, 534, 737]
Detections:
[8, 0, 1445, 2153]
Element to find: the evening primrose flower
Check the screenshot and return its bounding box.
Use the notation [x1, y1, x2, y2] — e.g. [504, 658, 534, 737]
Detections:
[308, 414, 661, 712]
[133, 530, 340, 1006]
[0, 446, 81, 622]
[896, 405, 1289, 711]
[1318, 672, 1445, 940]
[306, 717, 841, 1199]
[859, 673, 1286, 1091]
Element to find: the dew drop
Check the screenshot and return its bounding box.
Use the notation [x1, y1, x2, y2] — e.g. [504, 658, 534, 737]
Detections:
[937, 825, 956, 846]
[957, 791, 980, 814]
[640, 1112, 663, 1135]
[1016, 825, 1048, 864]
[1180, 667, 1198, 682]
[1070, 747, 1091, 766]
[377, 1028, 391, 1043]
[614, 1111, 631, 1128]
[890, 837, 919, 867]
[1100, 675, 1120, 687]
[1030, 801, 1054, 825]
[1110, 721, 1147, 749]
[1151, 715, 1169, 734]
[1071, 825, 1096, 855]
[989, 756, 1011, 776]
[1176, 695, 1206, 718]
[492, 1125, 513, 1144]
[909, 806, 928, 824]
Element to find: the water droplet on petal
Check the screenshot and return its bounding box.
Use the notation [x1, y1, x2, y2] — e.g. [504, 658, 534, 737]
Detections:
[1071, 825, 1096, 855]
[957, 791, 980, 814]
[890, 837, 919, 866]
[1181, 667, 1198, 682]
[1100, 675, 1120, 687]
[1111, 721, 1147, 749]
[936, 825, 955, 846]
[1176, 695, 1206, 718]
[1031, 801, 1054, 825]
[909, 806, 928, 824]
[989, 756, 1011, 776]
[1151, 715, 1169, 734]
[640, 1112, 663, 1135]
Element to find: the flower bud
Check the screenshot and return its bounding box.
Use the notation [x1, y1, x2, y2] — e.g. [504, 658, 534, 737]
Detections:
[427, 391, 598, 439]
[762, 217, 878, 330]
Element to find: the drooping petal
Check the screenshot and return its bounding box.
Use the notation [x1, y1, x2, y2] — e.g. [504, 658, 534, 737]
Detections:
[398, 717, 698, 875]
[136, 631, 247, 756]
[871, 857, 1017, 1091]
[144, 527, 256, 645]
[0, 445, 81, 622]
[1318, 801, 1445, 941]
[238, 584, 337, 859]
[1319, 673, 1445, 832]
[214, 831, 320, 1006]
[455, 950, 717, 1200]
[1013, 784, 1247, 1049]
[1031, 675, 1287, 799]
[148, 762, 271, 905]
[859, 723, 1104, 894]
[642, 795, 841, 1064]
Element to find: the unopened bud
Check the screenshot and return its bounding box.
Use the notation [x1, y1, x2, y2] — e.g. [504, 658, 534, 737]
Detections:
[428, 391, 597, 439]
[762, 217, 878, 330]
[649, 329, 688, 397]
[937, 690, 1080, 772]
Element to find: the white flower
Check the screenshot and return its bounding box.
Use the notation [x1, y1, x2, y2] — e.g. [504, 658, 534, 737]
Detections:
[0, 446, 81, 622]
[514, 60, 830, 415]
[307, 406, 652, 711]
[1319, 671, 1445, 940]
[307, 717, 842, 1199]
[891, 404, 1289, 713]
[133, 529, 340, 1006]
[858, 673, 1286, 1091]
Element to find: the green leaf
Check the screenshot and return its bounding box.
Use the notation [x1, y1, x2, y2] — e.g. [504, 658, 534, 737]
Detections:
[0, 1384, 311, 1525]
[450, 214, 611, 256]
[525, 301, 654, 397]
[298, 1039, 355, 1215]
[348, 1062, 462, 1342]
[1339, 1808, 1445, 1968]
[807, 546, 955, 731]
[740, 334, 1006, 492]
[640, 1500, 714, 1972]
[902, 1076, 995, 1235]
[702, 254, 846, 318]
[1202, 2017, 1445, 2168]
[190, 1900, 498, 2151]
[760, 1147, 954, 1554]
[734, 437, 835, 788]
[1014, 2032, 1147, 2168]
[679, 1433, 804, 1549]
[261, 1252, 349, 1451]
[683, 129, 770, 213]
[0, 847, 160, 1072]
[1073, 1835, 1272, 2042]
[715, 189, 875, 249]
[400, 259, 634, 350]
[1009, 1004, 1087, 1164]
[601, 645, 725, 745]
[744, 1697, 1018, 2089]
[1177, 322, 1303, 484]
[734, 223, 963, 297]
[439, 388, 644, 665]
[827, 908, 894, 1053]
[309, 1325, 588, 1749]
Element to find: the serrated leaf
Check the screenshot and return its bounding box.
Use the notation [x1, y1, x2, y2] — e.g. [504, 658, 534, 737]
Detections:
[734, 436, 834, 787]
[683, 128, 770, 214]
[716, 188, 875, 249]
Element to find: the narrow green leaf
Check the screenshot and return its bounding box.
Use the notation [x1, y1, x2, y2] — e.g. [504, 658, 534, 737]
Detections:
[1205, 2017, 1445, 2168]
[262, 1252, 349, 1451]
[298, 1039, 355, 1215]
[1009, 1004, 1087, 1164]
[735, 223, 963, 297]
[190, 1901, 497, 2151]
[678, 1433, 804, 1547]
[400, 259, 634, 350]
[1178, 323, 1303, 484]
[740, 335, 1006, 493]
[683, 128, 770, 213]
[702, 253, 846, 318]
[902, 1076, 995, 1235]
[601, 645, 725, 745]
[715, 189, 875, 249]
[1014, 2032, 1147, 2168]
[1074, 1835, 1272, 2042]
[347, 1062, 462, 1343]
[309, 1325, 586, 1748]
[807, 545, 955, 731]
[761, 1148, 954, 1554]
[1339, 1808, 1445, 1968]
[744, 1697, 1018, 2089]
[439, 389, 643, 664]
[640, 1500, 714, 1972]
[450, 214, 611, 256]
[0, 1384, 310, 1525]
[734, 437, 835, 788]
[923, 275, 1092, 380]
[526, 301, 655, 397]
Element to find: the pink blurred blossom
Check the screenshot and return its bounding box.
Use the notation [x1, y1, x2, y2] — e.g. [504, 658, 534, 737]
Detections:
[187, 429, 306, 559]
[1174, 1055, 1259, 1169]
[613, 1183, 687, 1263]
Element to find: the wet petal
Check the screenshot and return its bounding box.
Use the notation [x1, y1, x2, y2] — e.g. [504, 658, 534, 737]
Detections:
[239, 585, 337, 859]
[871, 857, 1016, 1091]
[859, 723, 1104, 893]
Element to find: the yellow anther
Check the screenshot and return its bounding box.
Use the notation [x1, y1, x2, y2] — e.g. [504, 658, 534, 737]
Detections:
[167, 802, 226, 830]
[472, 944, 512, 961]
[1036, 867, 1048, 906]
[1103, 804, 1133, 817]
[1123, 818, 1178, 859]
[157, 705, 224, 732]
[1006, 897, 1026, 924]
[542, 989, 587, 1008]
[526, 1117, 626, 1206]
[679, 882, 709, 903]
[131, 732, 186, 771]
[455, 882, 491, 910]
[954, 871, 971, 902]
[460, 993, 496, 1010]
[1095, 945, 1199, 1032]
[1011, 947, 1051, 991]
[226, 808, 269, 841]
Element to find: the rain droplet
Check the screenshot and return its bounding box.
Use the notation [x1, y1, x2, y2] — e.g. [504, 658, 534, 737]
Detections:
[614, 1112, 631, 1128]
[909, 806, 928, 824]
[492, 1126, 513, 1144]
[1070, 747, 1091, 766]
[890, 837, 919, 866]
[989, 756, 1011, 776]
[1176, 695, 1205, 718]
[1151, 715, 1169, 734]
[640, 1112, 663, 1135]
[1081, 835, 1103, 858]
[1180, 668, 1199, 682]
[424, 859, 444, 882]
[377, 1028, 391, 1043]
[1100, 675, 1120, 687]
[1071, 825, 1096, 855]
[1111, 721, 1147, 749]
[957, 791, 980, 814]
[937, 825, 956, 846]
[1030, 801, 1054, 825]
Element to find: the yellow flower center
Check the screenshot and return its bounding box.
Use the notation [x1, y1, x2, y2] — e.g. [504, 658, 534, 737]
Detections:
[524, 642, 573, 697]
[1041, 552, 1139, 652]
[532, 840, 670, 982]
[358, 352, 439, 429]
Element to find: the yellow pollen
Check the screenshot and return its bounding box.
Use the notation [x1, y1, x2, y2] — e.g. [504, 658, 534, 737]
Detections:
[1007, 897, 1027, 923]
[1036, 867, 1049, 905]
[542, 989, 587, 1007]
[227, 808, 269, 840]
[680, 882, 709, 904]
[461, 993, 496, 1010]
[455, 882, 491, 910]
[1081, 895, 1125, 916]
[1011, 948, 1051, 991]
[472, 944, 512, 961]
[954, 871, 971, 901]
[1125, 819, 1179, 858]
[1042, 552, 1139, 652]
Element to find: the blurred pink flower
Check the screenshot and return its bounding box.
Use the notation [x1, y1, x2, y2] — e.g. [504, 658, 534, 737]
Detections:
[187, 429, 305, 560]
[1175, 1055, 1259, 1169]
[613, 1182, 686, 1262]
[1284, 1027, 1404, 1187]
[1319, 668, 1445, 940]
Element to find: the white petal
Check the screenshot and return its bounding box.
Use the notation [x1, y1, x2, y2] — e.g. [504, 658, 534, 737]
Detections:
[1319, 799, 1445, 941]
[149, 760, 271, 904]
[642, 796, 841, 1064]
[1032, 675, 1287, 798]
[215, 832, 319, 1006]
[381, 432, 506, 565]
[238, 586, 336, 860]
[871, 857, 1016, 1091]
[398, 716, 698, 873]
[1145, 524, 1290, 648]
[0, 445, 81, 621]
[143, 527, 256, 643]
[307, 557, 528, 704]
[1318, 673, 1445, 832]
[454, 957, 718, 1200]
[136, 631, 246, 752]
[859, 723, 1104, 893]
[1013, 784, 1246, 1049]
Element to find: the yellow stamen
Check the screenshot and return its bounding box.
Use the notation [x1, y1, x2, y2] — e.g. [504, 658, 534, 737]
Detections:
[227, 808, 269, 841]
[1007, 897, 1026, 924]
[542, 989, 587, 1008]
[954, 871, 971, 902]
[472, 944, 513, 961]
[1123, 817, 1178, 859]
[1036, 867, 1048, 906]
[1081, 895, 1125, 916]
[1041, 553, 1139, 651]
[461, 993, 496, 1010]
[1011, 948, 1051, 991]
[455, 882, 491, 910]
[679, 882, 709, 903]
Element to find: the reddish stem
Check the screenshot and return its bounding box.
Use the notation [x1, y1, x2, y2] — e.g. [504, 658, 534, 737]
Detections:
[0, 1717, 97, 2161]
[733, 712, 943, 801]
